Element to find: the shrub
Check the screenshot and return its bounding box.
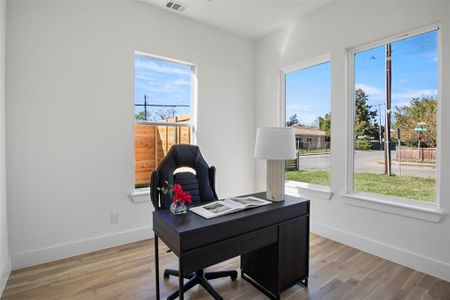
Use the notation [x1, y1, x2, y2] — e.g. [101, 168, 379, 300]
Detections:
[356, 139, 372, 151]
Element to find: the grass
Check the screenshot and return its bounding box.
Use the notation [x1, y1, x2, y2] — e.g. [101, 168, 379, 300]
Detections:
[286, 170, 330, 186]
[298, 149, 330, 155]
[285, 170, 435, 202]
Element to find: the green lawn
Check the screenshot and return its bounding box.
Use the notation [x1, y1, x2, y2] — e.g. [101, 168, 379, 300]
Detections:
[298, 149, 331, 155]
[285, 171, 435, 202]
[286, 170, 331, 186]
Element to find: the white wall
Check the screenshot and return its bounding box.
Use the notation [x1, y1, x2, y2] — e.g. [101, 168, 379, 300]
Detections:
[6, 0, 255, 269]
[256, 1, 450, 281]
[7, 0, 450, 284]
[0, 0, 10, 293]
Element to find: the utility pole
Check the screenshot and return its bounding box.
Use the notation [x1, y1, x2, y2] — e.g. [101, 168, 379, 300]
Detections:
[377, 103, 384, 147]
[397, 128, 401, 176]
[384, 44, 392, 176]
[144, 94, 148, 121]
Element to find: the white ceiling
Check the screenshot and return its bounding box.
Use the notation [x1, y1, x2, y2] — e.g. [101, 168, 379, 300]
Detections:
[141, 0, 331, 39]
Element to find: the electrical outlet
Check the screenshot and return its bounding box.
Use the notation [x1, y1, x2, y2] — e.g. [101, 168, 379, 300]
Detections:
[111, 213, 120, 224]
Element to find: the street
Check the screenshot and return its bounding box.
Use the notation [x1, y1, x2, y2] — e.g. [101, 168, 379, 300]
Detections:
[298, 150, 436, 178]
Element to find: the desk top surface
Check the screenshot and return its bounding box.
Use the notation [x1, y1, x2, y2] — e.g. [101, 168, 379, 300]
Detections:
[153, 192, 309, 234]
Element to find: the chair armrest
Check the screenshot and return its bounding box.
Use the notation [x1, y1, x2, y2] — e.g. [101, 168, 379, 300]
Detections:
[150, 170, 161, 209]
[209, 166, 219, 200]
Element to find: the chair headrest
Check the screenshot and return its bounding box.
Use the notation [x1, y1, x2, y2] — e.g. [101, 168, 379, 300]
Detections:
[154, 144, 216, 208]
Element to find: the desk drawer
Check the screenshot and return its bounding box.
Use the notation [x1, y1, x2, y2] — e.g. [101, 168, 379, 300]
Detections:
[179, 199, 309, 252]
[182, 225, 277, 274]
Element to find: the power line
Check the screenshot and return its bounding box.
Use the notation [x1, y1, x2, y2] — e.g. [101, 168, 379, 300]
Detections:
[135, 94, 190, 108]
[135, 104, 190, 107]
[135, 94, 190, 121]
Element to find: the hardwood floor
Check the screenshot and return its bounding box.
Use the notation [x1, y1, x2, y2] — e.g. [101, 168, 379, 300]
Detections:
[2, 234, 450, 299]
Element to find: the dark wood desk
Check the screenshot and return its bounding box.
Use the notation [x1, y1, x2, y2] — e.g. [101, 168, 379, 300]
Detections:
[153, 192, 310, 300]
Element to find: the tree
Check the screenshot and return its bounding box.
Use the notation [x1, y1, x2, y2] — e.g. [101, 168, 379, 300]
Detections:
[135, 111, 147, 121]
[153, 108, 176, 121]
[286, 114, 299, 127]
[393, 96, 437, 147]
[318, 113, 331, 141]
[135, 108, 179, 121]
[354, 89, 379, 140]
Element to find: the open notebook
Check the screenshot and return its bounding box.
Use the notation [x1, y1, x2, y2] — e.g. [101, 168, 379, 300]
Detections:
[189, 197, 272, 219]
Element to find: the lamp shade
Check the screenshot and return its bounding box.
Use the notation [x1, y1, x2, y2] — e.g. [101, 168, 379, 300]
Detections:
[254, 127, 296, 160]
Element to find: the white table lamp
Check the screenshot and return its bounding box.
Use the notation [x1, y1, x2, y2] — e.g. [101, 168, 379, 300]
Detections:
[254, 127, 296, 201]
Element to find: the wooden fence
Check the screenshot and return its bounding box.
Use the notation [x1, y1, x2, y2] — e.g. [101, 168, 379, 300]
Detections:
[396, 147, 436, 162]
[134, 115, 191, 187]
[286, 159, 298, 171]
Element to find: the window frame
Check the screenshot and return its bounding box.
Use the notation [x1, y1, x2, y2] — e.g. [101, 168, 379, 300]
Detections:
[280, 54, 333, 200]
[134, 51, 198, 144]
[345, 24, 443, 214]
[132, 51, 198, 200]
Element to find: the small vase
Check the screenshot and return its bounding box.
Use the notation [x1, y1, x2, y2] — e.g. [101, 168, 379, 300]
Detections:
[170, 201, 187, 215]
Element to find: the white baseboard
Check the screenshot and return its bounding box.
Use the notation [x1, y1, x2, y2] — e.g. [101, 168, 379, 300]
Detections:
[0, 256, 11, 297]
[10, 222, 450, 283]
[12, 226, 154, 270]
[311, 222, 450, 282]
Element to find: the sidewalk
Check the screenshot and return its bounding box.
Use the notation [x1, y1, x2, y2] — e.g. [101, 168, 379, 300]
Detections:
[376, 160, 436, 168]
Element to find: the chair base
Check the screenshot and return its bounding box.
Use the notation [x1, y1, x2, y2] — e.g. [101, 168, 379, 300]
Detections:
[164, 268, 238, 300]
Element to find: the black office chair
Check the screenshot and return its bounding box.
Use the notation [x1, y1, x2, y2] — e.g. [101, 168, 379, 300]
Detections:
[150, 144, 238, 300]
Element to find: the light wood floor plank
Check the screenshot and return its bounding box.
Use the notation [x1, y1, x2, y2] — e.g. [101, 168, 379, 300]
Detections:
[2, 234, 449, 300]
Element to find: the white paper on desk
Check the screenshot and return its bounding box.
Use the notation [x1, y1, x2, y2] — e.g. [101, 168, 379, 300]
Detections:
[189, 197, 271, 219]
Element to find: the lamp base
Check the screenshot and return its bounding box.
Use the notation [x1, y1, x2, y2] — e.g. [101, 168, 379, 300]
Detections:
[266, 160, 285, 202]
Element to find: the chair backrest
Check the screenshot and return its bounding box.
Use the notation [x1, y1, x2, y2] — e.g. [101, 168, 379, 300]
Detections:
[150, 144, 219, 209]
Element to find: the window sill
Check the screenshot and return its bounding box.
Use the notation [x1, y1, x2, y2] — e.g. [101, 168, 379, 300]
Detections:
[130, 188, 150, 203]
[343, 192, 444, 223]
[285, 180, 333, 201]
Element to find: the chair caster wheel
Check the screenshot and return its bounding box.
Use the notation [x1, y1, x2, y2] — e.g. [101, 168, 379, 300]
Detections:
[163, 271, 170, 279]
[230, 271, 238, 281]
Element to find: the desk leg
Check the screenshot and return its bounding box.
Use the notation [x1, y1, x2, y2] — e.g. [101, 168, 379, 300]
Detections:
[155, 234, 160, 300]
[179, 257, 184, 300]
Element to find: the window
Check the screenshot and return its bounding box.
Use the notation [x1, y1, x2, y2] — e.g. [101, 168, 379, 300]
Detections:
[283, 59, 331, 187]
[134, 52, 195, 189]
[351, 28, 439, 203]
[296, 137, 303, 149]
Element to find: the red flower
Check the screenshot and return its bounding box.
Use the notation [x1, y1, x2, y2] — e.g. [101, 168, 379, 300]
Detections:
[172, 184, 192, 204]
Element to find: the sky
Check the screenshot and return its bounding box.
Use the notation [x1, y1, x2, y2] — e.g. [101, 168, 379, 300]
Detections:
[285, 30, 438, 128]
[355, 30, 438, 126]
[286, 62, 331, 126]
[134, 31, 437, 126]
[134, 54, 192, 120]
